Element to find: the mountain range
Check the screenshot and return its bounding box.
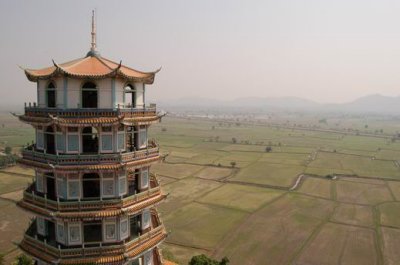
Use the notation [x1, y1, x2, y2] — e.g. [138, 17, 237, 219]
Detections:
[158, 94, 400, 114]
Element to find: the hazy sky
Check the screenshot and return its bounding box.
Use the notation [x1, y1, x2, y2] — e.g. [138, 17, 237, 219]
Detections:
[1, 0, 400, 106]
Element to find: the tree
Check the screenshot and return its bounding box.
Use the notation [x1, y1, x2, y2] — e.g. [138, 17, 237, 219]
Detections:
[0, 253, 4, 265]
[14, 254, 33, 265]
[265, 146, 272, 152]
[230, 161, 236, 168]
[189, 254, 229, 265]
[4, 146, 11, 155]
[231, 137, 237, 144]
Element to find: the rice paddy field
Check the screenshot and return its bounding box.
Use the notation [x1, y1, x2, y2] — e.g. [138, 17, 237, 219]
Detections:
[2, 112, 400, 264]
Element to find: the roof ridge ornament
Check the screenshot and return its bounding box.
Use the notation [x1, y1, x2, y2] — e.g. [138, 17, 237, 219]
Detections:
[87, 10, 100, 57]
[91, 10, 96, 52]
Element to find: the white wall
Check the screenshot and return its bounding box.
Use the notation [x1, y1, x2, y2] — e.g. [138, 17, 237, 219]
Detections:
[37, 80, 45, 107]
[98, 78, 112, 108]
[67, 78, 113, 108]
[66, 78, 80, 108]
[37, 77, 64, 108]
[135, 82, 144, 108]
[115, 79, 124, 108]
[37, 77, 148, 109]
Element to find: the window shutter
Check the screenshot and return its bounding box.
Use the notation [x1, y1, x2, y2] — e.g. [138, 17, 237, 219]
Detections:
[68, 180, 80, 199]
[36, 131, 44, 150]
[68, 223, 82, 245]
[56, 222, 65, 244]
[67, 135, 79, 152]
[37, 217, 46, 236]
[36, 173, 44, 193]
[140, 169, 149, 190]
[141, 209, 151, 230]
[120, 216, 129, 240]
[56, 134, 65, 152]
[57, 176, 66, 199]
[101, 134, 113, 151]
[118, 175, 127, 196]
[117, 132, 125, 151]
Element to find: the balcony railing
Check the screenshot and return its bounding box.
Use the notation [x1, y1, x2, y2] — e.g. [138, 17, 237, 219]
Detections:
[21, 215, 166, 260]
[22, 175, 162, 212]
[21, 145, 159, 165]
[23, 103, 157, 118]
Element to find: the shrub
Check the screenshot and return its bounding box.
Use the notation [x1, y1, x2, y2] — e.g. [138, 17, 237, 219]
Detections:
[189, 254, 229, 265]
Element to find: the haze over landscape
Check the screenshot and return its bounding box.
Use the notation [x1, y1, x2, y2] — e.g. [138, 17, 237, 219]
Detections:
[2, 0, 400, 108]
[5, 1, 400, 265]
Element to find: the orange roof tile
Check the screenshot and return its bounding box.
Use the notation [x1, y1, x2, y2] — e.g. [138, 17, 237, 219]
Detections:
[18, 192, 167, 219]
[18, 154, 161, 171]
[23, 55, 160, 84]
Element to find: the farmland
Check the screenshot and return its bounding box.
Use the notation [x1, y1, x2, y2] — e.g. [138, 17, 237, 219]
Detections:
[2, 112, 400, 264]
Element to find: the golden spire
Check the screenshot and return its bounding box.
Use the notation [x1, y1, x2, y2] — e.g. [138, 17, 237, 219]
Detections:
[91, 10, 96, 52]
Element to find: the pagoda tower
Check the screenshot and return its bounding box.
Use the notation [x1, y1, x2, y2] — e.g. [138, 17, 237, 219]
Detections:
[16, 12, 167, 265]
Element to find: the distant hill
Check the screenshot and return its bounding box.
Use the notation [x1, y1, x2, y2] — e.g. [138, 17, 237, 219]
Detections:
[326, 94, 400, 114]
[159, 94, 400, 114]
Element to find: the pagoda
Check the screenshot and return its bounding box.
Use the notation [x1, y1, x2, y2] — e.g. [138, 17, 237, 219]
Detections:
[16, 11, 167, 265]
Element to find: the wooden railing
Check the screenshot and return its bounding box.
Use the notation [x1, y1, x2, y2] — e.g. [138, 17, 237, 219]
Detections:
[22, 175, 162, 212]
[22, 220, 165, 259]
[21, 146, 159, 165]
[23, 103, 157, 118]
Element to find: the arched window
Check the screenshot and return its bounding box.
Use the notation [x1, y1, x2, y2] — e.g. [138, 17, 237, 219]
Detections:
[81, 82, 97, 108]
[82, 127, 98, 153]
[124, 84, 136, 108]
[46, 82, 56, 108]
[45, 126, 56, 155]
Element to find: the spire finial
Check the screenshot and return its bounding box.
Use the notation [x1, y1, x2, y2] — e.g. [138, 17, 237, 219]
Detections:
[91, 10, 96, 52]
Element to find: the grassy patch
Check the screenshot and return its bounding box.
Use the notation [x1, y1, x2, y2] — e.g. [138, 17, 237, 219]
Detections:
[0, 173, 31, 195]
[381, 227, 400, 265]
[159, 177, 223, 214]
[198, 183, 284, 212]
[164, 202, 247, 249]
[379, 202, 400, 228]
[296, 223, 377, 265]
[0, 200, 32, 253]
[193, 167, 233, 180]
[331, 203, 374, 227]
[336, 180, 393, 205]
[297, 177, 332, 199]
[152, 163, 204, 179]
[214, 193, 335, 265]
[231, 162, 304, 188]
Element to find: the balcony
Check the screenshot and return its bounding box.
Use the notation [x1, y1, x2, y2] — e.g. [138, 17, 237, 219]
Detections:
[20, 175, 164, 214]
[23, 103, 157, 118]
[20, 145, 160, 166]
[20, 211, 166, 264]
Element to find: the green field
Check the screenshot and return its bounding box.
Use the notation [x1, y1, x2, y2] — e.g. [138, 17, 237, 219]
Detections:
[151, 116, 400, 264]
[3, 113, 400, 264]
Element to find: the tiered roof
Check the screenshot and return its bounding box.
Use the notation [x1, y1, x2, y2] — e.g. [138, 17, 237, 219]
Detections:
[22, 55, 160, 84]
